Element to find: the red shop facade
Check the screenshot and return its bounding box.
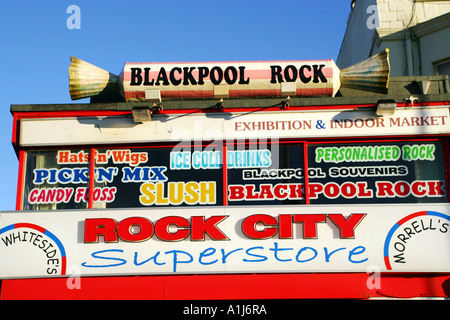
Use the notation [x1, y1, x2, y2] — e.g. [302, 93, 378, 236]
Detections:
[1, 74, 450, 299]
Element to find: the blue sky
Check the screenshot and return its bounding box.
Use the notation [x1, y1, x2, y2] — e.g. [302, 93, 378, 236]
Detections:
[0, 0, 352, 210]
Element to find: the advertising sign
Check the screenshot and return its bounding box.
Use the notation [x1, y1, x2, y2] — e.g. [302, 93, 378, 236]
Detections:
[1, 204, 449, 279]
[18, 108, 450, 147]
[22, 139, 446, 210]
[68, 50, 389, 101]
[229, 140, 446, 205]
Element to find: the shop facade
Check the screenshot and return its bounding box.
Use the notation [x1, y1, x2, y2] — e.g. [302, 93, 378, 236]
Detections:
[1, 56, 450, 298]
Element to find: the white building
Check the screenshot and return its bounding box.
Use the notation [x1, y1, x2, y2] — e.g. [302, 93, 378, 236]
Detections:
[337, 0, 450, 77]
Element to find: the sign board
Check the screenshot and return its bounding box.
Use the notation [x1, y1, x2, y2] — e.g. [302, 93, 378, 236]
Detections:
[21, 140, 446, 209]
[68, 50, 389, 101]
[1, 204, 450, 279]
[19, 107, 450, 147]
[122, 60, 340, 100]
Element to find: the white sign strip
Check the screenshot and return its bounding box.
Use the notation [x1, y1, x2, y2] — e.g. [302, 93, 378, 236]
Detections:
[1, 204, 450, 279]
[229, 107, 450, 139]
[19, 107, 450, 147]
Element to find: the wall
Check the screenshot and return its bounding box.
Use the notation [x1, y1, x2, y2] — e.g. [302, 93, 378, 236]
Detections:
[337, 0, 450, 76]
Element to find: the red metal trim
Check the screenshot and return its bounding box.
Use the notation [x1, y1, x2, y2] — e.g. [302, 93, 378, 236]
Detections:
[11, 111, 132, 150]
[15, 150, 26, 211]
[222, 143, 228, 206]
[88, 148, 96, 209]
[12, 110, 131, 119]
[11, 113, 19, 147]
[441, 136, 450, 203]
[1, 273, 449, 300]
[10, 102, 448, 120]
[303, 143, 310, 205]
[306, 137, 441, 144]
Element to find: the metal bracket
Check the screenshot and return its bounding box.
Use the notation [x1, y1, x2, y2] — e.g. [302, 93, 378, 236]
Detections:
[216, 98, 225, 110]
[404, 95, 418, 106]
[281, 96, 290, 109]
[152, 102, 163, 112]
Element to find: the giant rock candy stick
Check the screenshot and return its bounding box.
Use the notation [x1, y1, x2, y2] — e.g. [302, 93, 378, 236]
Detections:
[69, 49, 390, 102]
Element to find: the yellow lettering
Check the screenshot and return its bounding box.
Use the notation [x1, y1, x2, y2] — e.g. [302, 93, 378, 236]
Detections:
[185, 182, 200, 204]
[139, 181, 216, 206]
[200, 181, 216, 204]
[169, 182, 184, 205]
[156, 183, 168, 204]
[139, 183, 155, 205]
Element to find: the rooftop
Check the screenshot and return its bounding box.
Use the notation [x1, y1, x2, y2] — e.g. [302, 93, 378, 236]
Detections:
[11, 75, 449, 113]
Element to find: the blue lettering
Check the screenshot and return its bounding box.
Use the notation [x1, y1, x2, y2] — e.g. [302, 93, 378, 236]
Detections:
[79, 245, 368, 273]
[151, 167, 168, 181]
[96, 167, 118, 183]
[262, 150, 272, 166]
[165, 250, 193, 272]
[243, 246, 267, 262]
[81, 249, 127, 268]
[58, 168, 72, 183]
[33, 169, 49, 184]
[122, 167, 142, 182]
[269, 242, 292, 262]
[324, 247, 346, 262]
[72, 168, 89, 183]
[170, 151, 191, 170]
[348, 246, 368, 263]
[122, 166, 168, 182]
[220, 248, 243, 263]
[133, 251, 166, 266]
[295, 247, 318, 263]
[47, 169, 58, 183]
[198, 247, 218, 265]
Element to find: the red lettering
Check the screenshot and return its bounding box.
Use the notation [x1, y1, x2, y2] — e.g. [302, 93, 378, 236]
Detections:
[328, 214, 366, 239]
[273, 184, 288, 199]
[84, 215, 229, 242]
[293, 214, 326, 239]
[394, 181, 410, 197]
[278, 214, 294, 239]
[376, 180, 445, 198]
[29, 189, 38, 203]
[259, 184, 275, 199]
[228, 185, 245, 200]
[427, 180, 445, 196]
[241, 214, 278, 239]
[376, 181, 395, 197]
[154, 216, 190, 241]
[190, 216, 228, 241]
[288, 184, 304, 199]
[117, 217, 154, 242]
[245, 184, 260, 199]
[84, 218, 118, 243]
[57, 151, 69, 164]
[308, 183, 323, 199]
[357, 182, 373, 198]
[340, 182, 357, 198]
[324, 183, 340, 199]
[412, 181, 427, 196]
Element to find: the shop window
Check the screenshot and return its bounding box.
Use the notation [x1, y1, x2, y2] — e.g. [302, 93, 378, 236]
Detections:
[435, 59, 450, 78]
[22, 150, 90, 210]
[307, 140, 446, 204]
[92, 145, 223, 208]
[20, 139, 448, 210]
[227, 141, 307, 205]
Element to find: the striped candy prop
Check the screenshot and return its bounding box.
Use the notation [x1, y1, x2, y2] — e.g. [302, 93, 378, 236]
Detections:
[69, 49, 390, 102]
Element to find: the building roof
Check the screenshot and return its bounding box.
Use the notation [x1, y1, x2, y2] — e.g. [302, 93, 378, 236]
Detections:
[10, 75, 449, 114]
